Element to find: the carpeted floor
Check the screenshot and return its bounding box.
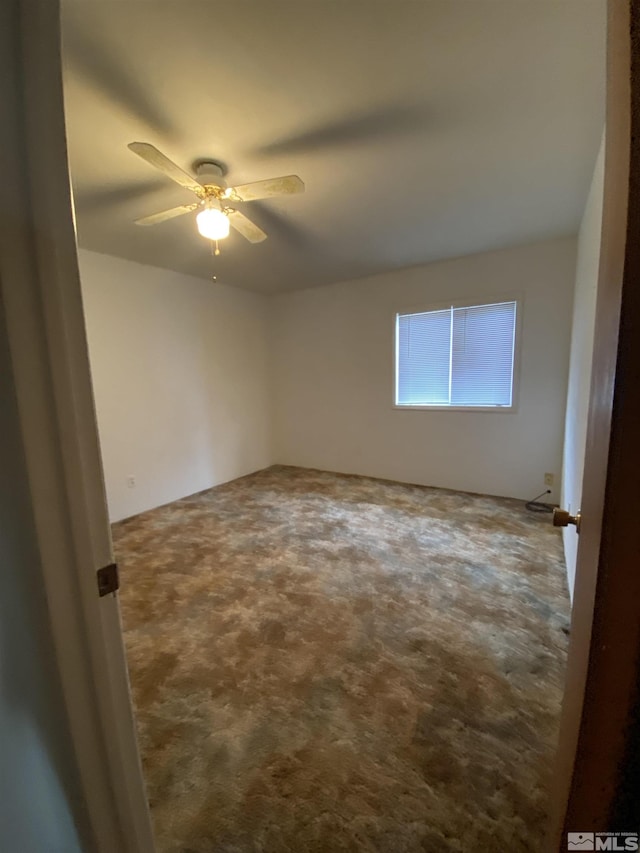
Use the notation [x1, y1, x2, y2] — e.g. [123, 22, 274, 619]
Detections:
[113, 465, 570, 853]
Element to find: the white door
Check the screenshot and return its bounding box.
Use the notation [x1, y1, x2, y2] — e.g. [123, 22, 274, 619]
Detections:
[0, 1, 154, 850]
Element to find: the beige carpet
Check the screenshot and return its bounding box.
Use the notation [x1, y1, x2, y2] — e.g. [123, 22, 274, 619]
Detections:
[113, 465, 570, 853]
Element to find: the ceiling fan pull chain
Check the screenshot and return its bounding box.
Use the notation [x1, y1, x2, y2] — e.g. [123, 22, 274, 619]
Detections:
[209, 242, 220, 284]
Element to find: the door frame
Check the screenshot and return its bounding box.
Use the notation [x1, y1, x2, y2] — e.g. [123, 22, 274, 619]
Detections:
[2, 0, 635, 850]
[0, 2, 154, 851]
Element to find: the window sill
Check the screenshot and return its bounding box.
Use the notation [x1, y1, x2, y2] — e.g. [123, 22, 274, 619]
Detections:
[393, 404, 516, 413]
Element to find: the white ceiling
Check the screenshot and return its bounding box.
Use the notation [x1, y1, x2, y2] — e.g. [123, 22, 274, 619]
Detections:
[61, 1, 606, 294]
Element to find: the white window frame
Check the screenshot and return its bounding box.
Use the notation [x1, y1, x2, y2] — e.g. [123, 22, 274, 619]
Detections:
[393, 295, 523, 413]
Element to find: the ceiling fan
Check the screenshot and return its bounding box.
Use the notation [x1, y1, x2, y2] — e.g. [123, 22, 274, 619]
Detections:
[127, 142, 305, 251]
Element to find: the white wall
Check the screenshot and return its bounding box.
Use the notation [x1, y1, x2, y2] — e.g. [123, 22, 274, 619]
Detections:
[79, 250, 272, 522]
[561, 136, 605, 598]
[271, 238, 576, 502]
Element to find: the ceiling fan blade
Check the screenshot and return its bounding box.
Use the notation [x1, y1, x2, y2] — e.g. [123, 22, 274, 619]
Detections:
[249, 201, 312, 250]
[134, 202, 199, 226]
[227, 209, 267, 243]
[226, 175, 304, 202]
[128, 142, 203, 195]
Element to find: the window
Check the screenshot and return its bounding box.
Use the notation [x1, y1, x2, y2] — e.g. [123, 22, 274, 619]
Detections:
[395, 300, 518, 409]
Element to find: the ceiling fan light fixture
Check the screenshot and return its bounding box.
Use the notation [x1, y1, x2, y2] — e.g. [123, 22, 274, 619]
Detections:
[196, 206, 230, 240]
[128, 143, 303, 244]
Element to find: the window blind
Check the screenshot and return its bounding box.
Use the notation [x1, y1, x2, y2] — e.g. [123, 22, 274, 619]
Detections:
[396, 301, 517, 407]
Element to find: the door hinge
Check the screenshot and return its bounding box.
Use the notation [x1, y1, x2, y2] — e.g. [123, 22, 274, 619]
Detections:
[97, 562, 120, 597]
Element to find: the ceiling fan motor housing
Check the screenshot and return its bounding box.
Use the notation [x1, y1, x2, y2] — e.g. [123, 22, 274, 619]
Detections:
[195, 161, 226, 190]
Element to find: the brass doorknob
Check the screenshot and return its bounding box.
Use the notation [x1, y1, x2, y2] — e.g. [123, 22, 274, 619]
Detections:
[553, 507, 581, 533]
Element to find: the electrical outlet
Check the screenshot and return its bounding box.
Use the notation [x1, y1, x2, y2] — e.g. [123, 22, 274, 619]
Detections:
[544, 473, 554, 487]
[127, 475, 136, 489]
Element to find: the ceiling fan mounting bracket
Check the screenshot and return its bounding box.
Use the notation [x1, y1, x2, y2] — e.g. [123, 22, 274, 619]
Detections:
[194, 160, 227, 190]
[194, 159, 226, 174]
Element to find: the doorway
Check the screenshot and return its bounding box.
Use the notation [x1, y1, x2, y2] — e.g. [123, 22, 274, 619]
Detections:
[4, 1, 637, 852]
